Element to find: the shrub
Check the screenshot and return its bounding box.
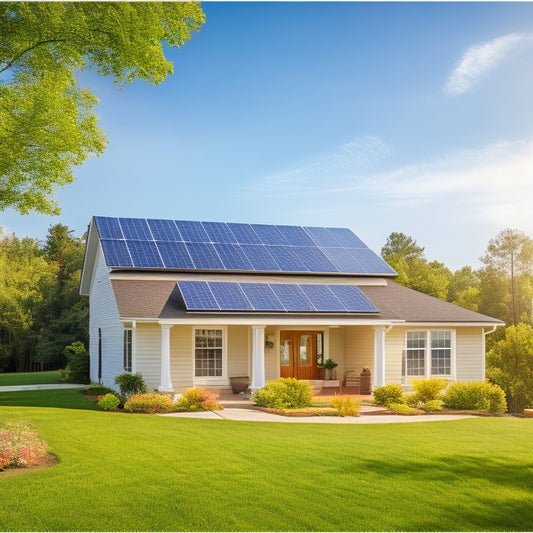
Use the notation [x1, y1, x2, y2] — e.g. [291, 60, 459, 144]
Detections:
[403, 393, 422, 408]
[62, 341, 90, 384]
[330, 396, 360, 417]
[443, 381, 507, 413]
[174, 388, 222, 412]
[253, 378, 313, 409]
[0, 421, 47, 470]
[411, 378, 448, 403]
[124, 393, 174, 414]
[422, 399, 443, 412]
[97, 393, 120, 411]
[388, 403, 418, 415]
[373, 384, 404, 406]
[80, 384, 116, 397]
[114, 373, 148, 400]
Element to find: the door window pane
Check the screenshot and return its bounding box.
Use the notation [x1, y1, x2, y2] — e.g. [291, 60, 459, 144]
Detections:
[299, 335, 310, 366]
[280, 339, 290, 366]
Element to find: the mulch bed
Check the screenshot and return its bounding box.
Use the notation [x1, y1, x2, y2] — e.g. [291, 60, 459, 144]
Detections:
[0, 453, 59, 477]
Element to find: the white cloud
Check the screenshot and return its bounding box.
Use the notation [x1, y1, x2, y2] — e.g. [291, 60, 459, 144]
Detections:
[445, 33, 533, 96]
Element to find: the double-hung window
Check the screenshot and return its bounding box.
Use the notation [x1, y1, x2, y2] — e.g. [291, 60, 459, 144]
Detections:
[194, 329, 223, 377]
[123, 328, 132, 372]
[404, 330, 453, 378]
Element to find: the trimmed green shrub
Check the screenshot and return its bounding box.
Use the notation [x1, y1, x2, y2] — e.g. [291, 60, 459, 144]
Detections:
[373, 384, 404, 406]
[114, 373, 148, 400]
[253, 378, 313, 409]
[330, 396, 360, 417]
[388, 403, 417, 415]
[124, 393, 174, 414]
[411, 378, 447, 402]
[63, 341, 90, 384]
[404, 393, 422, 408]
[422, 399, 443, 412]
[97, 393, 120, 411]
[174, 388, 222, 412]
[80, 384, 116, 397]
[443, 381, 507, 413]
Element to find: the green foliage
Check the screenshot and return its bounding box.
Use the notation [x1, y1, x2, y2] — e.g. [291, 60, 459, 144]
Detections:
[411, 378, 448, 403]
[0, 420, 48, 469]
[329, 396, 360, 416]
[443, 382, 507, 413]
[0, 2, 205, 215]
[79, 384, 116, 397]
[124, 393, 174, 414]
[114, 372, 148, 400]
[422, 399, 443, 412]
[372, 384, 404, 406]
[387, 403, 418, 415]
[486, 322, 533, 412]
[97, 393, 120, 411]
[174, 388, 222, 412]
[322, 358, 338, 370]
[62, 341, 89, 384]
[253, 378, 313, 409]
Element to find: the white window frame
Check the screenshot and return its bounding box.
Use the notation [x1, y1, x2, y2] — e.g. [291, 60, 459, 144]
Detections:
[123, 327, 133, 373]
[404, 329, 456, 379]
[192, 326, 227, 386]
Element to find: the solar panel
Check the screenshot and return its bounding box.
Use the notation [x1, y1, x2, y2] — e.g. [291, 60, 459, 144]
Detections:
[240, 283, 286, 311]
[227, 223, 262, 245]
[175, 221, 210, 243]
[156, 241, 194, 269]
[208, 282, 253, 311]
[292, 247, 338, 273]
[300, 284, 344, 311]
[321, 247, 365, 273]
[346, 248, 397, 275]
[277, 225, 315, 246]
[251, 224, 289, 246]
[185, 242, 224, 270]
[94, 217, 123, 240]
[327, 227, 366, 248]
[270, 284, 315, 312]
[148, 219, 182, 242]
[126, 240, 163, 268]
[240, 244, 280, 271]
[266, 245, 308, 272]
[100, 239, 132, 267]
[119, 218, 153, 241]
[327, 284, 378, 313]
[202, 222, 237, 244]
[178, 281, 219, 311]
[214, 243, 253, 271]
[303, 226, 342, 247]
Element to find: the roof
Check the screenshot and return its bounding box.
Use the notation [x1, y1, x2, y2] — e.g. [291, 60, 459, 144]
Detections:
[109, 275, 503, 325]
[90, 216, 396, 276]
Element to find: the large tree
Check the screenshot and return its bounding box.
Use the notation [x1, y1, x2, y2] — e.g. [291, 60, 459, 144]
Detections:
[0, 2, 205, 214]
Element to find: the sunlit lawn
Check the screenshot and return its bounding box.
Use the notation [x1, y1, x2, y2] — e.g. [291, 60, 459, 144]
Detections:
[0, 370, 62, 386]
[0, 390, 532, 531]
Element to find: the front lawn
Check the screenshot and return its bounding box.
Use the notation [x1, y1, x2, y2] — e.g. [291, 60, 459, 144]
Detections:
[0, 397, 531, 531]
[0, 371, 62, 386]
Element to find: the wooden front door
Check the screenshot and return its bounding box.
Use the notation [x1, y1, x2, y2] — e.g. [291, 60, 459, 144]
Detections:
[280, 331, 321, 380]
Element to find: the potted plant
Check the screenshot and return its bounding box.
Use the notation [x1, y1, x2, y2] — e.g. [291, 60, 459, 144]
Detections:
[322, 358, 338, 380]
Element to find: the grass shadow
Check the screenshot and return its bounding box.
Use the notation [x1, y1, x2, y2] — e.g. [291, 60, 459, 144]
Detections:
[0, 388, 97, 410]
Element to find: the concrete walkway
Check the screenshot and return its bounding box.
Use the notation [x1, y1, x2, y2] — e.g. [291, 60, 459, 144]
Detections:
[0, 383, 85, 392]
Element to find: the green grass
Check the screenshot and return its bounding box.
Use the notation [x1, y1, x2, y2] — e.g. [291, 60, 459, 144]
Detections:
[0, 388, 96, 410]
[0, 392, 532, 531]
[0, 371, 62, 386]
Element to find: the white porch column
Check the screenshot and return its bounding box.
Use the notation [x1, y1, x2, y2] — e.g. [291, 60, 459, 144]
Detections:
[373, 326, 386, 388]
[250, 325, 266, 391]
[159, 324, 174, 392]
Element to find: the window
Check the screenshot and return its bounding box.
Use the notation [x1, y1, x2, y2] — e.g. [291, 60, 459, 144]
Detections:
[404, 330, 453, 377]
[431, 331, 451, 375]
[316, 332, 324, 366]
[195, 329, 223, 377]
[406, 331, 426, 376]
[123, 328, 132, 372]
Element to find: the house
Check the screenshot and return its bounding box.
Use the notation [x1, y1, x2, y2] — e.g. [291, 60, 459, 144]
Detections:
[79, 216, 503, 394]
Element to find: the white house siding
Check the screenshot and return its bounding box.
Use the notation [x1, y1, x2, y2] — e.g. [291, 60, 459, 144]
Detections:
[134, 323, 162, 390]
[170, 325, 193, 392]
[227, 326, 249, 379]
[384, 326, 408, 385]
[342, 326, 374, 377]
[455, 327, 484, 382]
[89, 245, 124, 388]
[264, 326, 278, 381]
[329, 327, 344, 377]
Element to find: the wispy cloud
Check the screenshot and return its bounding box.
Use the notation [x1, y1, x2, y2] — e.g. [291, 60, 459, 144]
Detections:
[445, 33, 533, 96]
[251, 136, 392, 195]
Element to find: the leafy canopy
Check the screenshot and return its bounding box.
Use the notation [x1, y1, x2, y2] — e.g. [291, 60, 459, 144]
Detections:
[0, 2, 205, 215]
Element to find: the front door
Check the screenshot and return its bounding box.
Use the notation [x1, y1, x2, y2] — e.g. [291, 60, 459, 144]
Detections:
[280, 331, 323, 379]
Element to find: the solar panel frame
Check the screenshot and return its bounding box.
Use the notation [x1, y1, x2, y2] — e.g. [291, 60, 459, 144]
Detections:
[208, 282, 253, 311]
[119, 218, 153, 241]
[147, 219, 182, 242]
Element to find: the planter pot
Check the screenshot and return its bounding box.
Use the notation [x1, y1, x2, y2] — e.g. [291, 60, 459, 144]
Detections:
[324, 368, 337, 380]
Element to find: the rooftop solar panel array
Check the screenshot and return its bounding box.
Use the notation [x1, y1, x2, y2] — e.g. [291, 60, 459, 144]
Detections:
[177, 281, 378, 313]
[94, 216, 396, 276]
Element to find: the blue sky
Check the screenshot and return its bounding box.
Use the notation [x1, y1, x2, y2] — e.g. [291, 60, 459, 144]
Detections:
[3, 1, 533, 270]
